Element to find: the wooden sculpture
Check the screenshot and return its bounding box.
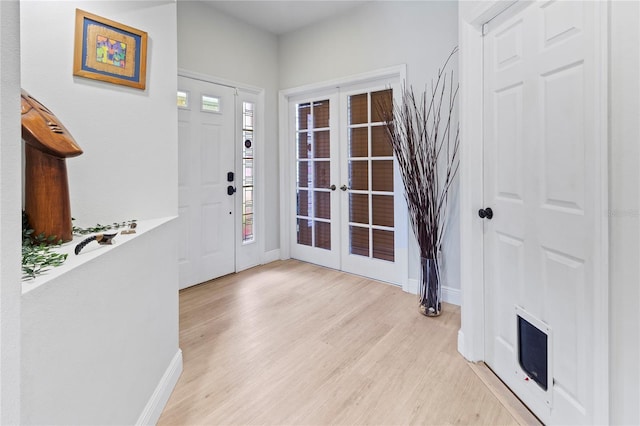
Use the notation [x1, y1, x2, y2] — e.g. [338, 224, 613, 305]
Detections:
[22, 89, 83, 242]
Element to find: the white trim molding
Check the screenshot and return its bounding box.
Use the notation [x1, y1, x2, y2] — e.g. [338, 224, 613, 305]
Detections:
[263, 249, 282, 264]
[177, 69, 267, 274]
[136, 349, 183, 426]
[406, 279, 460, 306]
[458, 1, 609, 424]
[178, 68, 262, 95]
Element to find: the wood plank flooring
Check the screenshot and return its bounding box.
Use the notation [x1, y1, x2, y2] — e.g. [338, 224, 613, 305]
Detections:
[158, 260, 526, 425]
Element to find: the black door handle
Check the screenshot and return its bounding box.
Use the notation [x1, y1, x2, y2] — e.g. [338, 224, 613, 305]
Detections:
[227, 186, 236, 196]
[478, 207, 493, 220]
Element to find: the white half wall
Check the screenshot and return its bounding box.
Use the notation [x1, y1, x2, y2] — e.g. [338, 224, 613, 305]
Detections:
[21, 219, 180, 425]
[278, 1, 460, 293]
[177, 1, 280, 253]
[0, 1, 22, 423]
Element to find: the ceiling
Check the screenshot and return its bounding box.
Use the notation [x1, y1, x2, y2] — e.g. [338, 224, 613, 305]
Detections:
[195, 0, 370, 35]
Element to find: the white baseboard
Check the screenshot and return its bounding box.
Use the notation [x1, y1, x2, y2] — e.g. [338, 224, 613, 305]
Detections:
[404, 279, 461, 306]
[406, 278, 419, 295]
[136, 349, 183, 426]
[457, 329, 466, 359]
[442, 285, 461, 306]
[262, 249, 281, 264]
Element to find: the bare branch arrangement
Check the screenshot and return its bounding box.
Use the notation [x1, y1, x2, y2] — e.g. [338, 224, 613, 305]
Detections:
[380, 47, 460, 312]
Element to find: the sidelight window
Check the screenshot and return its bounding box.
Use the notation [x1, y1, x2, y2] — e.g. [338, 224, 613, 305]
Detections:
[242, 101, 255, 243]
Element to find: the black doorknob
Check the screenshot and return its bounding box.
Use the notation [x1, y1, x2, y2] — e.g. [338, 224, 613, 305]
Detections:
[227, 185, 236, 196]
[478, 207, 493, 220]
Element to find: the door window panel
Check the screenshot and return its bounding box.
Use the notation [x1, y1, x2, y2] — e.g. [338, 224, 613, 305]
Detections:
[371, 160, 393, 192]
[314, 191, 331, 219]
[295, 100, 332, 250]
[349, 161, 368, 190]
[371, 126, 392, 157]
[372, 195, 394, 227]
[372, 229, 394, 261]
[297, 132, 310, 159]
[313, 100, 330, 128]
[314, 131, 330, 158]
[370, 89, 392, 122]
[297, 219, 312, 245]
[297, 190, 309, 216]
[350, 226, 369, 256]
[298, 161, 310, 188]
[349, 194, 369, 224]
[315, 221, 331, 250]
[313, 161, 330, 188]
[347, 89, 395, 261]
[349, 128, 368, 157]
[349, 93, 368, 124]
[298, 103, 310, 130]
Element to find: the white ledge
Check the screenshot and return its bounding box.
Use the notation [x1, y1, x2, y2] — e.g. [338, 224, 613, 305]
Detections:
[22, 216, 177, 295]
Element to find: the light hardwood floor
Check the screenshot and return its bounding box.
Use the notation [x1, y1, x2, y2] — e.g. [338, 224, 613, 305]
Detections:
[159, 260, 534, 425]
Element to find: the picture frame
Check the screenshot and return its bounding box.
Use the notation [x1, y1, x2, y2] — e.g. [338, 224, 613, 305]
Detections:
[73, 9, 148, 90]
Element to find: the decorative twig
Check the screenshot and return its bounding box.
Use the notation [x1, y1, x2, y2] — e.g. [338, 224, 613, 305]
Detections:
[72, 219, 137, 235]
[378, 47, 460, 312]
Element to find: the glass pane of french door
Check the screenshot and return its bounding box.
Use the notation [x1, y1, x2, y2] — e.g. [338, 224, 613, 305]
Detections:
[347, 89, 395, 261]
[295, 99, 333, 250]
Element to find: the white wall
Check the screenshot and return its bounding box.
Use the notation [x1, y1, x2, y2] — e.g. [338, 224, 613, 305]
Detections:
[20, 1, 180, 424]
[21, 220, 180, 425]
[0, 1, 22, 423]
[278, 1, 460, 295]
[21, 0, 178, 225]
[609, 1, 640, 423]
[177, 1, 281, 253]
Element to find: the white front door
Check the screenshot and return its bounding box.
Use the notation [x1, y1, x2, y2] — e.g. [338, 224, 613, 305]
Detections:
[483, 2, 601, 423]
[289, 78, 407, 285]
[178, 76, 236, 289]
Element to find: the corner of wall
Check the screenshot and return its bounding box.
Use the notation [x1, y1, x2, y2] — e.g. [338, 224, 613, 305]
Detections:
[0, 1, 22, 424]
[136, 350, 183, 426]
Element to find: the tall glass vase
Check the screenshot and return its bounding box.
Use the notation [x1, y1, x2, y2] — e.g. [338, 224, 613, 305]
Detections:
[419, 257, 441, 317]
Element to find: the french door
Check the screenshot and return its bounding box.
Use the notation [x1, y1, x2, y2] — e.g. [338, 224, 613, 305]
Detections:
[482, 2, 602, 423]
[288, 78, 407, 285]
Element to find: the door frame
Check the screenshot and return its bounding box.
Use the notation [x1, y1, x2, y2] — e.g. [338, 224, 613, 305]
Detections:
[457, 1, 609, 423]
[178, 68, 266, 273]
[278, 65, 409, 289]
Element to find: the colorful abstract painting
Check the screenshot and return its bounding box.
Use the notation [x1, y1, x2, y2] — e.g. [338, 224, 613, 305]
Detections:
[74, 9, 147, 89]
[96, 35, 127, 68]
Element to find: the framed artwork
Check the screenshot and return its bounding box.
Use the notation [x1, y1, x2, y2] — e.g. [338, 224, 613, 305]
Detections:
[73, 9, 148, 90]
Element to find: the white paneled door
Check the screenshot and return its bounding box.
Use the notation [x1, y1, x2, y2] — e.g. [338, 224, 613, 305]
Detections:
[483, 2, 601, 424]
[178, 76, 236, 289]
[289, 79, 407, 286]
